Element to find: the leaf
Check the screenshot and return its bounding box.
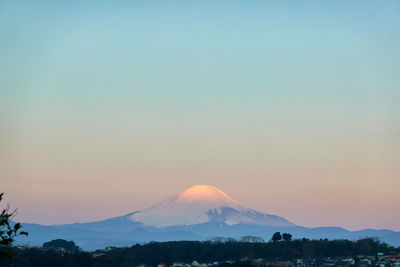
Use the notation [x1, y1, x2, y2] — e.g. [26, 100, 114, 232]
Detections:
[14, 223, 21, 230]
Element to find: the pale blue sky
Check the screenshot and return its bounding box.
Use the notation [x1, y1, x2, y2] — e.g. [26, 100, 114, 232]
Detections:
[1, 1, 399, 230]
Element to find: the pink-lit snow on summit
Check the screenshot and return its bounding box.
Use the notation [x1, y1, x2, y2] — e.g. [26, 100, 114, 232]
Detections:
[129, 185, 295, 227]
[173, 185, 241, 205]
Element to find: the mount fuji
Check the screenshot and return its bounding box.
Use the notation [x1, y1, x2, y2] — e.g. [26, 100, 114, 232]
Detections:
[16, 185, 400, 250]
[129, 185, 294, 227]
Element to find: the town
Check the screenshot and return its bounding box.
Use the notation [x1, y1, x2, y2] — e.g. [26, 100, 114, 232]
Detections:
[2, 237, 400, 267]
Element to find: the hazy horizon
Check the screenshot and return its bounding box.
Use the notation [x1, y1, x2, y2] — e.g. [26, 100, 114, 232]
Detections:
[1, 1, 400, 231]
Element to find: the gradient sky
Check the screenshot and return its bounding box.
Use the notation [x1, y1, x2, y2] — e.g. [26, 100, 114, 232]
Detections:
[1, 1, 400, 231]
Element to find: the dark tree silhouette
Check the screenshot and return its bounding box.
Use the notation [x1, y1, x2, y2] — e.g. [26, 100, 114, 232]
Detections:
[43, 239, 81, 253]
[0, 193, 28, 259]
[282, 233, 292, 241]
[271, 232, 282, 242]
[0, 238, 395, 266]
[240, 236, 264, 243]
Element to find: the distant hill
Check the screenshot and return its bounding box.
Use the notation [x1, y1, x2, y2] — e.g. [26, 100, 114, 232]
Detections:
[15, 185, 400, 250]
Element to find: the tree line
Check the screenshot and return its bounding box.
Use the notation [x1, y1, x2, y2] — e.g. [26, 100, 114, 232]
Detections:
[1, 237, 398, 267]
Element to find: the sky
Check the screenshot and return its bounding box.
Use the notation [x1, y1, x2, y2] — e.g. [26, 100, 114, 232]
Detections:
[1, 0, 399, 231]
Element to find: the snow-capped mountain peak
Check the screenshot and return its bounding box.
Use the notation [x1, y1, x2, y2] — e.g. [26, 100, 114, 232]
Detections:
[129, 185, 295, 228]
[172, 184, 241, 205]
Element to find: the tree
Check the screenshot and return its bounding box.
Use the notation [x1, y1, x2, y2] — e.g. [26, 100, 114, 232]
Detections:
[282, 233, 292, 242]
[0, 193, 28, 259]
[43, 239, 80, 253]
[271, 232, 282, 242]
[240, 236, 264, 243]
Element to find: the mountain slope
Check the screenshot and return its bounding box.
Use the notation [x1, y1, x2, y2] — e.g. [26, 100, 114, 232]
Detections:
[129, 185, 294, 227]
[16, 220, 400, 251]
[15, 185, 400, 250]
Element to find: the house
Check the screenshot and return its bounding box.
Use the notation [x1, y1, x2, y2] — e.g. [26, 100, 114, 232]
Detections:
[104, 246, 117, 251]
[296, 258, 314, 267]
[342, 258, 355, 265]
[359, 257, 372, 266]
[392, 258, 400, 267]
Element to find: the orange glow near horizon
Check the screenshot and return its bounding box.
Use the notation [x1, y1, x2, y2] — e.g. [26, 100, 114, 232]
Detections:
[1, 1, 400, 232]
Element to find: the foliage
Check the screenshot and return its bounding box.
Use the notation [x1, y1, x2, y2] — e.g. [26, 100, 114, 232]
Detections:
[0, 237, 395, 267]
[282, 233, 292, 242]
[240, 236, 264, 243]
[42, 239, 81, 253]
[0, 193, 28, 259]
[271, 232, 282, 242]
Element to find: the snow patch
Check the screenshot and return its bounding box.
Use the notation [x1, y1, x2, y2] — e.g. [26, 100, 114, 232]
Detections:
[129, 185, 295, 228]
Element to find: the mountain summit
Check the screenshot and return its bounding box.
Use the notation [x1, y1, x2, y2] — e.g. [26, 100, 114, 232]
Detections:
[129, 184, 295, 227]
[173, 185, 240, 205]
[17, 184, 400, 250]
